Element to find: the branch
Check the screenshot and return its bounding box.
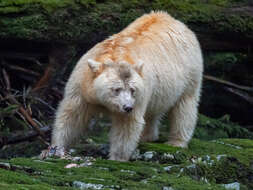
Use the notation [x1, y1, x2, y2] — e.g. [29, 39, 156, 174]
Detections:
[204, 75, 253, 92]
[0, 126, 51, 148]
[1, 68, 49, 145]
[225, 87, 253, 105]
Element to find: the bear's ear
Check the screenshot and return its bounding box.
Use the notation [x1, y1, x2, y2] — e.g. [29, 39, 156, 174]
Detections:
[133, 59, 144, 74]
[88, 59, 102, 73]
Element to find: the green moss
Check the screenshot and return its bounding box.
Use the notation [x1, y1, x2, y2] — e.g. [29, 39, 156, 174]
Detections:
[0, 137, 252, 189]
[0, 157, 228, 190]
[139, 143, 182, 154]
[138, 138, 253, 166]
[0, 0, 252, 43]
[0, 0, 74, 13]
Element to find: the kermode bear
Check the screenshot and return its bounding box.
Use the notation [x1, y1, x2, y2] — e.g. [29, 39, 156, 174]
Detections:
[49, 11, 203, 161]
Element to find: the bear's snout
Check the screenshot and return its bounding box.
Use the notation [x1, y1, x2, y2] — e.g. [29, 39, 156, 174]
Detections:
[123, 105, 133, 113]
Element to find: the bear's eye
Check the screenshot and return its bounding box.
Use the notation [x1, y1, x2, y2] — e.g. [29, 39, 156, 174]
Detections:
[114, 88, 122, 95]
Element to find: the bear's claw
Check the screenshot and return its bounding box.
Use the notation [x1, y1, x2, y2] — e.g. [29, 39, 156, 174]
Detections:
[39, 146, 71, 160]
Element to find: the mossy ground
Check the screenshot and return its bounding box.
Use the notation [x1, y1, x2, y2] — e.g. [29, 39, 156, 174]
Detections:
[0, 115, 252, 189]
[0, 0, 252, 44]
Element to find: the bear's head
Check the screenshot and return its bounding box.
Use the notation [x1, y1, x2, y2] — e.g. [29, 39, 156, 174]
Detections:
[88, 59, 144, 114]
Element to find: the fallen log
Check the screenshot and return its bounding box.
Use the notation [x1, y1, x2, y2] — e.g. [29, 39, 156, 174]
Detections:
[0, 126, 51, 149]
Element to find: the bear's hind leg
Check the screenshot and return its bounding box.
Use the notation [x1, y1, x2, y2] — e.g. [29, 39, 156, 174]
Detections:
[167, 92, 199, 148]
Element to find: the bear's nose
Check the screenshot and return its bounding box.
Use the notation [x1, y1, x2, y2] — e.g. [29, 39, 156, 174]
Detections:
[123, 105, 133, 113]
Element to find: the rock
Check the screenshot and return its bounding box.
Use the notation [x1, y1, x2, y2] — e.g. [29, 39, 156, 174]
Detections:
[79, 162, 92, 167]
[120, 169, 136, 175]
[98, 144, 110, 156]
[72, 157, 82, 162]
[163, 187, 174, 190]
[223, 182, 240, 190]
[69, 149, 76, 154]
[216, 154, 226, 161]
[64, 163, 79, 168]
[163, 166, 173, 172]
[73, 181, 104, 189]
[143, 151, 156, 161]
[0, 162, 11, 169]
[130, 149, 142, 160]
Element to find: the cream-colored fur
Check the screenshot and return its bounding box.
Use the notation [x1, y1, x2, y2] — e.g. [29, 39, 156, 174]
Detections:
[51, 11, 203, 161]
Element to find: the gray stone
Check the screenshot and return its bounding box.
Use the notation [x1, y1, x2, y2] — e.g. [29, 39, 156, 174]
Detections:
[143, 151, 156, 161]
[163, 166, 173, 172]
[223, 182, 240, 190]
[217, 154, 226, 161]
[73, 181, 104, 189]
[163, 187, 174, 190]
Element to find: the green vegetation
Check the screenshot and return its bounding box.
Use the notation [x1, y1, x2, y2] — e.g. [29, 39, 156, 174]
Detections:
[0, 0, 252, 44]
[0, 114, 252, 189]
[1, 137, 252, 189]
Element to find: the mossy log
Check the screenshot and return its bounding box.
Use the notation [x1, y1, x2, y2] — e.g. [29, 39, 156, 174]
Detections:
[0, 0, 253, 52]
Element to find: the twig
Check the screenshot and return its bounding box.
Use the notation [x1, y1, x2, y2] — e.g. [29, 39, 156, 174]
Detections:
[204, 75, 253, 92]
[34, 97, 56, 111]
[3, 63, 40, 77]
[2, 69, 10, 91]
[0, 52, 43, 66]
[225, 87, 253, 105]
[1, 69, 48, 144]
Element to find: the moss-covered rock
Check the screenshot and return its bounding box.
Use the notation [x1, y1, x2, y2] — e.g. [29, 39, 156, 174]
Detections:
[0, 0, 252, 51]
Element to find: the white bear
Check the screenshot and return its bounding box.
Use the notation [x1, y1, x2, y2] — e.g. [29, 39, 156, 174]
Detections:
[49, 11, 203, 161]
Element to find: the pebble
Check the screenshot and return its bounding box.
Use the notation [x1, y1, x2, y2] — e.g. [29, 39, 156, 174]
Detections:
[0, 162, 11, 169]
[163, 187, 174, 190]
[223, 182, 240, 190]
[130, 149, 142, 160]
[162, 153, 174, 160]
[216, 154, 226, 161]
[143, 151, 155, 161]
[73, 181, 104, 189]
[120, 169, 136, 175]
[163, 166, 173, 172]
[72, 157, 82, 162]
[64, 163, 79, 168]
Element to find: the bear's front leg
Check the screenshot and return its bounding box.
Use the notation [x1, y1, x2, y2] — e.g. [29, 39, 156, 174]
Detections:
[109, 115, 145, 161]
[46, 94, 89, 158]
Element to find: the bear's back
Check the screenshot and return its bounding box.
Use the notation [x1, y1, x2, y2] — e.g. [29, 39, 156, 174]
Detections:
[94, 11, 195, 65]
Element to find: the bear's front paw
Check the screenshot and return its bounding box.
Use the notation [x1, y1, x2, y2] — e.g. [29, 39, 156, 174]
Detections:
[39, 146, 70, 159]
